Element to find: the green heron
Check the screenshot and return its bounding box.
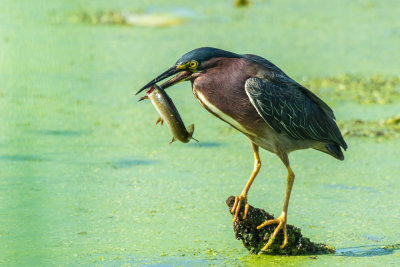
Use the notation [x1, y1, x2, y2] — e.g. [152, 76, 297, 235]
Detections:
[136, 47, 347, 251]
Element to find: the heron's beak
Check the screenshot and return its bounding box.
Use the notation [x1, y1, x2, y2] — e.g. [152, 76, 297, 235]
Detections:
[160, 70, 192, 89]
[136, 65, 192, 95]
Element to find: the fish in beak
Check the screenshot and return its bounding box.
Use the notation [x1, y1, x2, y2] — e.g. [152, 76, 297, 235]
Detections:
[136, 65, 193, 95]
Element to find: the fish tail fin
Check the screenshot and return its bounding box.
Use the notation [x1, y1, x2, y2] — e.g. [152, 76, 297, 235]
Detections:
[187, 124, 199, 142]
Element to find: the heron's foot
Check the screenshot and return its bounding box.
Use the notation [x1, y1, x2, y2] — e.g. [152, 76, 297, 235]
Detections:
[156, 117, 164, 126]
[231, 194, 249, 222]
[257, 212, 288, 250]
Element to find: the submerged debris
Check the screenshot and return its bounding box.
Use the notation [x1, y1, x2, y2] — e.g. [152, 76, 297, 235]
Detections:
[234, 0, 251, 7]
[339, 114, 400, 139]
[302, 74, 400, 105]
[68, 10, 186, 27]
[226, 196, 335, 255]
[382, 244, 400, 250]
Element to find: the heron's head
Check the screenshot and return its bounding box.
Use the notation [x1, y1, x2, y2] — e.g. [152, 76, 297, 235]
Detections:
[136, 47, 241, 95]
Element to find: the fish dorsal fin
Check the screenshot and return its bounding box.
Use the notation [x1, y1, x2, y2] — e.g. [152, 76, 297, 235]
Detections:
[169, 137, 176, 144]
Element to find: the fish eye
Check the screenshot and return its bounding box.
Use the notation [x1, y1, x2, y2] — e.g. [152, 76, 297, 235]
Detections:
[189, 60, 198, 69]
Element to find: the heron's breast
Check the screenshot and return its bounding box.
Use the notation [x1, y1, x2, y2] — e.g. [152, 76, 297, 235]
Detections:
[192, 88, 255, 136]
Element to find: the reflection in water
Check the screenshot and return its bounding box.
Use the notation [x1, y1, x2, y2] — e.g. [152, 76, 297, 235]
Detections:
[335, 245, 399, 257]
[321, 183, 379, 193]
[106, 158, 156, 169]
[0, 155, 47, 162]
[188, 142, 224, 148]
[31, 129, 89, 137]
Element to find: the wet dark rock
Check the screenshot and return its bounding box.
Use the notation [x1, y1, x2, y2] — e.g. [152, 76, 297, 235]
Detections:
[226, 196, 335, 255]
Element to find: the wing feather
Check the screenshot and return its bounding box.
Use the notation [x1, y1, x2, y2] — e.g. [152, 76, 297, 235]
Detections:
[244, 53, 336, 120]
[245, 77, 347, 149]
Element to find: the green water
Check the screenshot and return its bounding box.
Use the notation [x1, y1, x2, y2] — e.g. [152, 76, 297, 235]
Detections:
[1, 0, 399, 265]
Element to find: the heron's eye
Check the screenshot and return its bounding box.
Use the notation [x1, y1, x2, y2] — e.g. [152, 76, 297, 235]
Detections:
[189, 60, 198, 69]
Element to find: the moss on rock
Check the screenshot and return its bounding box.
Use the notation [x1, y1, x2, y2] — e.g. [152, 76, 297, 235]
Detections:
[226, 196, 335, 255]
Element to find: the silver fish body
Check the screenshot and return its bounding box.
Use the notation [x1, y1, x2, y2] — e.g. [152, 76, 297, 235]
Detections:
[146, 85, 196, 143]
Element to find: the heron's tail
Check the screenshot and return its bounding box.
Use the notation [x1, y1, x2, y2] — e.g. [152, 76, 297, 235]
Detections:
[325, 143, 344, 160]
[313, 142, 345, 160]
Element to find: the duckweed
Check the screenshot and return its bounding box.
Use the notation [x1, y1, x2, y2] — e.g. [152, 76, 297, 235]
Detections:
[302, 74, 400, 104]
[339, 114, 400, 139]
[67, 10, 186, 27]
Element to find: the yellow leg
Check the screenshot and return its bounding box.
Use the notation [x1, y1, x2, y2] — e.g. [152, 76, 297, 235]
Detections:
[257, 163, 295, 250]
[231, 142, 261, 222]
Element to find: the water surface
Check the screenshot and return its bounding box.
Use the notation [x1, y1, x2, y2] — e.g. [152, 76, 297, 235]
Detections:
[1, 0, 399, 265]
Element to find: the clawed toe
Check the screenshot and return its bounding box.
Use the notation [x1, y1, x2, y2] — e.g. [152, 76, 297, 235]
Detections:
[231, 195, 249, 222]
[257, 214, 288, 251]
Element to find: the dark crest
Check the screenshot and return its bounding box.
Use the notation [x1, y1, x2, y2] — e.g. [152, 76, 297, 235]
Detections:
[176, 47, 242, 65]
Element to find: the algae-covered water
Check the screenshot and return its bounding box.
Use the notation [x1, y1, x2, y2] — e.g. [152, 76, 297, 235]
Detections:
[1, 0, 399, 266]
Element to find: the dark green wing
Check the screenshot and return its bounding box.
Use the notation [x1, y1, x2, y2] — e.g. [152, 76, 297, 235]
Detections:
[244, 53, 336, 120]
[245, 77, 347, 149]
